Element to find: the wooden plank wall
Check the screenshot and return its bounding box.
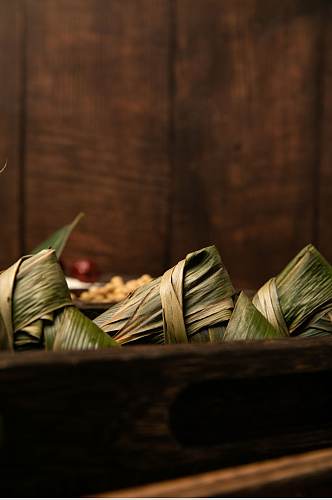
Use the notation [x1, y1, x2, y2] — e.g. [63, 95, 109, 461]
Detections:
[0, 0, 331, 289]
[318, 1, 332, 269]
[24, 0, 171, 276]
[0, 1, 24, 269]
[172, 0, 324, 288]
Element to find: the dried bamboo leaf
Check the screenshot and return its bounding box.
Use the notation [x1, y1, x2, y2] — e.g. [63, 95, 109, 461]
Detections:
[253, 244, 332, 336]
[0, 313, 7, 350]
[0, 160, 7, 174]
[160, 261, 188, 343]
[45, 307, 117, 351]
[191, 326, 226, 343]
[252, 278, 288, 337]
[224, 292, 283, 341]
[13, 250, 72, 334]
[298, 310, 332, 338]
[95, 246, 235, 344]
[31, 212, 84, 258]
[0, 249, 118, 351]
[208, 325, 227, 342]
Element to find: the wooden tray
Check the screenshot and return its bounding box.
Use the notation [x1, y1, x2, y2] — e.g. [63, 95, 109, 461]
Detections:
[97, 447, 332, 497]
[1, 338, 332, 496]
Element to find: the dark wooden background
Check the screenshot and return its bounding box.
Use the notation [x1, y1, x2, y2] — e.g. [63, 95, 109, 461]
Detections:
[1, 0, 331, 289]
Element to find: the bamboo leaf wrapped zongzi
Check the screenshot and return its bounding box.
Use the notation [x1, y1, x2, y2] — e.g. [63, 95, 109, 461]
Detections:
[0, 249, 118, 351]
[252, 244, 332, 337]
[94, 246, 235, 344]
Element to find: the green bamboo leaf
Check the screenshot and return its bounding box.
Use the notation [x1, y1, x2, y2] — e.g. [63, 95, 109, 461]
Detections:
[253, 244, 332, 337]
[298, 310, 332, 338]
[0, 257, 24, 350]
[224, 292, 283, 341]
[207, 325, 227, 342]
[13, 250, 72, 334]
[0, 249, 119, 351]
[31, 212, 84, 258]
[276, 244, 332, 333]
[190, 326, 226, 343]
[95, 245, 235, 344]
[45, 306, 118, 350]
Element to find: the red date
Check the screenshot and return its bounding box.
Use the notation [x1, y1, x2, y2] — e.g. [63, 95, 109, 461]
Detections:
[70, 259, 100, 283]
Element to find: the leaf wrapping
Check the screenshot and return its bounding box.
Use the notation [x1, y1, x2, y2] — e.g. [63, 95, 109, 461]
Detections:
[224, 292, 282, 341]
[95, 246, 235, 344]
[0, 249, 118, 351]
[252, 244, 332, 337]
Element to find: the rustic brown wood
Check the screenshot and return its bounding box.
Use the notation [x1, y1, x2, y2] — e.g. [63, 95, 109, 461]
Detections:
[1, 338, 332, 495]
[171, 0, 323, 289]
[1, 0, 331, 286]
[24, 0, 171, 276]
[318, 2, 332, 261]
[0, 1, 24, 268]
[99, 447, 332, 497]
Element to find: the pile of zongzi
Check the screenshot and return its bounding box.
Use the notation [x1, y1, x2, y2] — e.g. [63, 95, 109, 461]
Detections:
[1, 213, 332, 351]
[94, 243, 332, 345]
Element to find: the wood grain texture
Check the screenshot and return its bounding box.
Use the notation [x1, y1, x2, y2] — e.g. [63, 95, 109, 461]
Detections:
[99, 447, 332, 497]
[171, 0, 323, 289]
[24, 0, 170, 275]
[0, 1, 23, 268]
[318, 2, 332, 261]
[1, 0, 330, 287]
[1, 338, 332, 495]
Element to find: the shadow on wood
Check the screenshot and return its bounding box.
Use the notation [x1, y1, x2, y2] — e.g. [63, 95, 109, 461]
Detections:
[98, 447, 332, 497]
[1, 339, 332, 495]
